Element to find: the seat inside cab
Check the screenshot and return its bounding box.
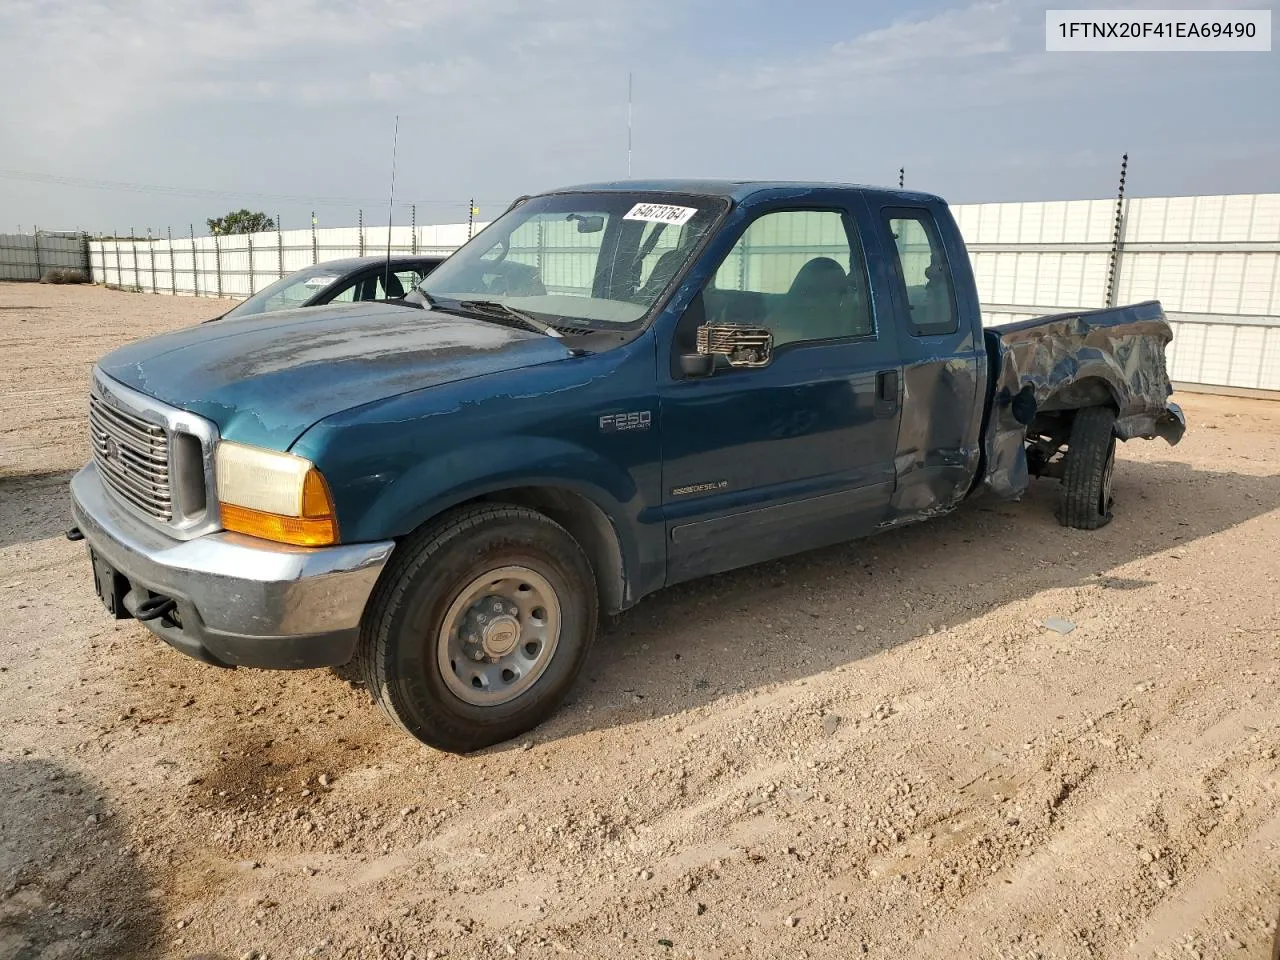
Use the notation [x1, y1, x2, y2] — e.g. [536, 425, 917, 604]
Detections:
[703, 256, 873, 347]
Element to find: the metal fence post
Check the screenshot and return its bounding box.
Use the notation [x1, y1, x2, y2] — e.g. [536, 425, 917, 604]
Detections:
[247, 230, 255, 295]
[1105, 153, 1129, 308]
[114, 230, 122, 287]
[168, 227, 176, 295]
[277, 216, 284, 278]
[32, 225, 42, 280]
[147, 228, 158, 292]
[213, 229, 223, 298]
[358, 209, 365, 256]
[737, 228, 748, 290]
[311, 212, 318, 264]
[411, 204, 417, 254]
[468, 199, 475, 239]
[129, 227, 139, 290]
[190, 224, 199, 297]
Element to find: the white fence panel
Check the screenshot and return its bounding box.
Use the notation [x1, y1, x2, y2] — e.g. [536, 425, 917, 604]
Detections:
[88, 222, 493, 297]
[959, 193, 1280, 394]
[83, 194, 1280, 394]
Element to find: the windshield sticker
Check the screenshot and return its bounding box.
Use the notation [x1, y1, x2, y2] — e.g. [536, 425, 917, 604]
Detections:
[303, 275, 338, 287]
[623, 203, 698, 226]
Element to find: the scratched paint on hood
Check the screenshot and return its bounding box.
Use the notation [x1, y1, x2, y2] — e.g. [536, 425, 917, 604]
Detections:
[96, 302, 574, 450]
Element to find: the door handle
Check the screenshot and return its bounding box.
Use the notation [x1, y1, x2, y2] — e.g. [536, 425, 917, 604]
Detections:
[876, 369, 899, 404]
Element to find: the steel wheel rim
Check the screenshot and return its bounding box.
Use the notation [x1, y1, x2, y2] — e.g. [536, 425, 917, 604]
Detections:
[437, 565, 562, 707]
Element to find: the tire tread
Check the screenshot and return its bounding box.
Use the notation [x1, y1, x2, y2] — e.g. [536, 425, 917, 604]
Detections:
[1057, 405, 1117, 530]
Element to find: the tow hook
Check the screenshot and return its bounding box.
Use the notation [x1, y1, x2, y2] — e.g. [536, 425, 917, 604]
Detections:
[135, 595, 177, 622]
[65, 526, 84, 542]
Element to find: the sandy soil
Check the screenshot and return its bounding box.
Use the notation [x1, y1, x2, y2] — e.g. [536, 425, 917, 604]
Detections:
[0, 281, 1277, 960]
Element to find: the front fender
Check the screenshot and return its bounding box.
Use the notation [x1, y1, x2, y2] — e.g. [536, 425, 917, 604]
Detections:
[290, 335, 664, 600]
[358, 436, 640, 540]
[320, 434, 652, 610]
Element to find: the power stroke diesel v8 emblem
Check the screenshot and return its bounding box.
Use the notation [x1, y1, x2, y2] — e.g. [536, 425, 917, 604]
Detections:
[670, 479, 728, 497]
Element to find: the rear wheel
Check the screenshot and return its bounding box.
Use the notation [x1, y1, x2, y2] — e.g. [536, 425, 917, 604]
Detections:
[358, 504, 598, 752]
[1057, 405, 1117, 530]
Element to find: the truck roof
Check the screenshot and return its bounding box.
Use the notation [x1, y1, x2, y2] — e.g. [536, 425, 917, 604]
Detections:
[550, 178, 944, 206]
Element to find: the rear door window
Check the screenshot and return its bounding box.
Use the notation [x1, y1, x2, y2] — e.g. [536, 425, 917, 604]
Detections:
[884, 210, 958, 337]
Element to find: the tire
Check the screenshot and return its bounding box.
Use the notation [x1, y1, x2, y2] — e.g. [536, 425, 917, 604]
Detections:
[1057, 405, 1117, 530]
[358, 503, 598, 752]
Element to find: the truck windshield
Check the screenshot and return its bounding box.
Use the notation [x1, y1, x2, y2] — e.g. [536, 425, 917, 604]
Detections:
[418, 192, 727, 330]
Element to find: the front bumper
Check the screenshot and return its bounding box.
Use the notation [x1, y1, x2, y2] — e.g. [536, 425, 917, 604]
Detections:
[70, 463, 394, 669]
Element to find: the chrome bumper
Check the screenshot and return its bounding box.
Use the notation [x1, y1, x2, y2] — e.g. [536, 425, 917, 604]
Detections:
[70, 463, 394, 669]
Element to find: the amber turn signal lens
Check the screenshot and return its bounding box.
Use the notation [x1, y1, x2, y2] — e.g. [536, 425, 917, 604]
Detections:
[221, 466, 339, 547]
[221, 504, 338, 547]
[300, 468, 333, 519]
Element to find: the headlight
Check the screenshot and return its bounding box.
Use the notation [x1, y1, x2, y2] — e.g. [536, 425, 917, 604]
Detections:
[214, 441, 338, 546]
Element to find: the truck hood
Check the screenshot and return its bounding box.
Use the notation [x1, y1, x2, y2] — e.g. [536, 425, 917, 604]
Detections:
[97, 303, 575, 449]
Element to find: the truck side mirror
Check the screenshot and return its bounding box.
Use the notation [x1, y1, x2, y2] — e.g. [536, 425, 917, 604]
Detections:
[678, 352, 715, 378]
[696, 323, 774, 369]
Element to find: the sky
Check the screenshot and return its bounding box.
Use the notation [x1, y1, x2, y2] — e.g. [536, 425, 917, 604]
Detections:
[0, 0, 1276, 233]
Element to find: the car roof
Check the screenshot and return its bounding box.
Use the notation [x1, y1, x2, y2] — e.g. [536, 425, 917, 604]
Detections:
[547, 178, 944, 206]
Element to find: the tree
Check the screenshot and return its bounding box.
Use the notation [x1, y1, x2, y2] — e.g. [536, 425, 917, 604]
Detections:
[206, 209, 275, 235]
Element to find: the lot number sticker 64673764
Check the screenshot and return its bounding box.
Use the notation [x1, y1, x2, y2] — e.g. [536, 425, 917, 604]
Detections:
[623, 203, 697, 225]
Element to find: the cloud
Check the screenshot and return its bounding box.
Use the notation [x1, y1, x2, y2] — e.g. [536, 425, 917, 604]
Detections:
[0, 0, 650, 133]
[1, 0, 1275, 228]
[714, 1, 1025, 114]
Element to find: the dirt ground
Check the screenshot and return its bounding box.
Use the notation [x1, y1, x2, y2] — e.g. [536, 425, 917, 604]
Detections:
[0, 281, 1277, 960]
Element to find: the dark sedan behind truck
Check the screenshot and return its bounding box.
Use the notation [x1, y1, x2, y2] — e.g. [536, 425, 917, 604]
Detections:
[215, 254, 445, 321]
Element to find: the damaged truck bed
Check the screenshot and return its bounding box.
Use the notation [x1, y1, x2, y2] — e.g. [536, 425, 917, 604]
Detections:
[984, 299, 1186, 505]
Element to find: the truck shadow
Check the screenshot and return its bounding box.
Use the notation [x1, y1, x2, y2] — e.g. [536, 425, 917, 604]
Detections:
[0, 758, 174, 960]
[0, 470, 76, 550]
[543, 457, 1280, 743]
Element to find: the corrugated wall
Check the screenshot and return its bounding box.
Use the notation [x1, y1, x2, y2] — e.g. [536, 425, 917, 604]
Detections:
[86, 193, 1280, 394]
[87, 223, 485, 299]
[953, 193, 1280, 393]
[0, 232, 89, 280]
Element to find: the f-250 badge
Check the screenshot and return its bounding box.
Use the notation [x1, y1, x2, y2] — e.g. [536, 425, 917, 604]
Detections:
[599, 410, 651, 433]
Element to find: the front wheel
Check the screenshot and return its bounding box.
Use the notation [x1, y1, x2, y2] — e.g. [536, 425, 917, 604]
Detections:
[358, 504, 598, 752]
[1057, 405, 1117, 530]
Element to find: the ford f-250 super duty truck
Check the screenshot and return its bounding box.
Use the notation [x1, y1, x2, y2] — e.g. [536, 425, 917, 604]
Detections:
[69, 180, 1186, 752]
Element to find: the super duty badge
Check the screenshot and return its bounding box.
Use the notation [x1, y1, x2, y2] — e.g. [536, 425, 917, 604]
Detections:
[599, 411, 651, 433]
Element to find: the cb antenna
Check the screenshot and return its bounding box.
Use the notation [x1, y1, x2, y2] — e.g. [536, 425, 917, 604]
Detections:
[383, 114, 400, 297]
[627, 72, 633, 178]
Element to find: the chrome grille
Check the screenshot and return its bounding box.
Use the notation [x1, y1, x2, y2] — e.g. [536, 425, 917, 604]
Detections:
[89, 393, 172, 521]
